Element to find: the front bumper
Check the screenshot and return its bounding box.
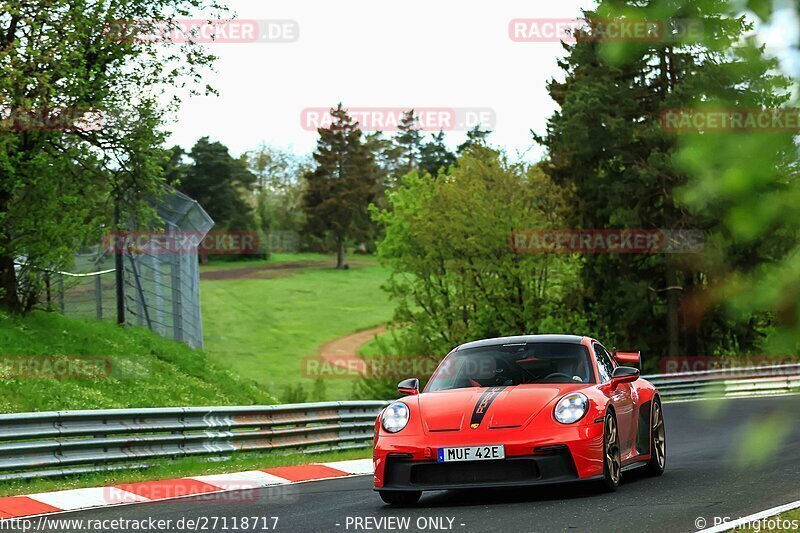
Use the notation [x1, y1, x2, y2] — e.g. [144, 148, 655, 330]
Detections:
[373, 422, 605, 491]
[379, 448, 597, 491]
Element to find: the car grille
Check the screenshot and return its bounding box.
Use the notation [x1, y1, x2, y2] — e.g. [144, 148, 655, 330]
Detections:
[410, 459, 539, 485]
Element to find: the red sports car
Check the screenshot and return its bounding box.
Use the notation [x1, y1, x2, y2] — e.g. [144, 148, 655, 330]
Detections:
[373, 335, 666, 505]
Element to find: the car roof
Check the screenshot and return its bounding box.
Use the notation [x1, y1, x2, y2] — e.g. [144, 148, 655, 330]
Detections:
[455, 334, 587, 351]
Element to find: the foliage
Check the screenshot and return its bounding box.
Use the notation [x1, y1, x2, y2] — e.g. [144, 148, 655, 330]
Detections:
[457, 125, 492, 155]
[535, 0, 790, 357]
[0, 0, 224, 312]
[372, 147, 590, 359]
[244, 144, 311, 238]
[392, 110, 424, 175]
[302, 104, 380, 268]
[176, 137, 258, 232]
[419, 130, 457, 177]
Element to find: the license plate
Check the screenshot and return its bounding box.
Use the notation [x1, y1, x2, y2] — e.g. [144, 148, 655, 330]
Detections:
[437, 445, 505, 462]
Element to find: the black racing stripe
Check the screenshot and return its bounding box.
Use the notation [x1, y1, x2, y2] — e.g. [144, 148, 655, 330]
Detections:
[469, 386, 506, 428]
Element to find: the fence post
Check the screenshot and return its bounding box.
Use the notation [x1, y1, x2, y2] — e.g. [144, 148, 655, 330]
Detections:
[126, 254, 152, 330]
[114, 204, 125, 326]
[45, 272, 51, 311]
[170, 257, 183, 343]
[95, 273, 103, 320]
[153, 252, 164, 335]
[57, 273, 65, 313]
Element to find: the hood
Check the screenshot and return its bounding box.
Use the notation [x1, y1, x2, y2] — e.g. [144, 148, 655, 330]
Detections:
[417, 384, 582, 432]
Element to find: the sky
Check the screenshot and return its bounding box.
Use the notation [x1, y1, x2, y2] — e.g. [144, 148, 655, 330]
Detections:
[165, 0, 597, 162]
[164, 1, 800, 162]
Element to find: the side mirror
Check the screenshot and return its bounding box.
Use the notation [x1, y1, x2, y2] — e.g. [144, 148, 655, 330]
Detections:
[611, 366, 640, 388]
[614, 350, 641, 368]
[397, 378, 420, 396]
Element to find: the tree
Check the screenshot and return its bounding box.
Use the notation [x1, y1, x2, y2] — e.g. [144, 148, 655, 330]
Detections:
[419, 131, 456, 177]
[245, 143, 310, 193]
[163, 146, 188, 186]
[178, 138, 257, 232]
[535, 1, 786, 358]
[457, 125, 492, 155]
[372, 147, 578, 359]
[0, 0, 222, 312]
[302, 104, 380, 269]
[364, 131, 395, 192]
[392, 110, 423, 174]
[244, 144, 310, 238]
[607, 0, 800, 354]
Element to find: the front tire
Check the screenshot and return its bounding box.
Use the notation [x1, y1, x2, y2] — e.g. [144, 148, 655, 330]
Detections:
[645, 399, 666, 476]
[379, 490, 422, 506]
[600, 412, 621, 491]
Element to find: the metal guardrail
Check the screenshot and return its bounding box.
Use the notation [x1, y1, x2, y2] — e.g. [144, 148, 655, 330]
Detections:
[0, 364, 798, 481]
[646, 363, 800, 400]
[0, 402, 388, 481]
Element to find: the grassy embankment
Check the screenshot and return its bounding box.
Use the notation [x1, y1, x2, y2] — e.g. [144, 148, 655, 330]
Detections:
[200, 253, 395, 400]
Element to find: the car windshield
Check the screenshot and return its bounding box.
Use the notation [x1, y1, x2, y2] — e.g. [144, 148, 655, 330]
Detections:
[426, 342, 594, 392]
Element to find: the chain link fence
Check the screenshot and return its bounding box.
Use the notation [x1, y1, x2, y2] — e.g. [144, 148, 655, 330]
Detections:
[49, 190, 214, 349]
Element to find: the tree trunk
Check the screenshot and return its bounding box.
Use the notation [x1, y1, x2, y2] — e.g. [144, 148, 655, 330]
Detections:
[336, 238, 346, 269]
[0, 253, 21, 312]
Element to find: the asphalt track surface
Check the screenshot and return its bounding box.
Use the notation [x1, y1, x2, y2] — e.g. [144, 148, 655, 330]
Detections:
[9, 396, 800, 533]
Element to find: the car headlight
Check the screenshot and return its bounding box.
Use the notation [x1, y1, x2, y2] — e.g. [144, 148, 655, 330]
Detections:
[554, 393, 588, 424]
[381, 402, 410, 433]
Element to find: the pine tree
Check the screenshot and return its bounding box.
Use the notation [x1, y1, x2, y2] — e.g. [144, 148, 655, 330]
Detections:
[457, 125, 492, 155]
[419, 131, 456, 177]
[303, 104, 379, 269]
[536, 1, 785, 357]
[178, 137, 257, 231]
[393, 110, 423, 174]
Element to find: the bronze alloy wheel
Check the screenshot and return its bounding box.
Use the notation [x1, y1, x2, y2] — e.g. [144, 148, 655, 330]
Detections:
[603, 413, 621, 490]
[653, 402, 666, 468]
[646, 400, 667, 476]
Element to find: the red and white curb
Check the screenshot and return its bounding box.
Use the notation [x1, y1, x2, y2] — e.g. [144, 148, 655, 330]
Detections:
[0, 458, 373, 521]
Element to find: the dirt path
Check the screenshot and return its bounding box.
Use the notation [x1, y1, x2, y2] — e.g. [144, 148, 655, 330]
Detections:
[200, 259, 375, 281]
[318, 326, 388, 361]
[200, 261, 329, 281]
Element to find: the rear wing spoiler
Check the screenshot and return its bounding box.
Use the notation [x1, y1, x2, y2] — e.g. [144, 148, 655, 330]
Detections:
[612, 349, 641, 367]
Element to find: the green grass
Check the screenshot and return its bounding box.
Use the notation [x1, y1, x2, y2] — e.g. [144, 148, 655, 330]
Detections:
[0, 447, 370, 498]
[0, 310, 277, 413]
[201, 258, 394, 400]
